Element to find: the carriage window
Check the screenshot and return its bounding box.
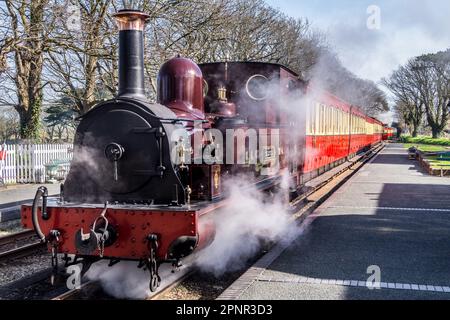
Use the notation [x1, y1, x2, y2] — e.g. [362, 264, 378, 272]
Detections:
[328, 107, 331, 134]
[352, 116, 355, 134]
[315, 104, 320, 134]
[339, 110, 342, 134]
[331, 108, 334, 134]
[329, 107, 332, 134]
[321, 105, 326, 134]
[344, 113, 347, 133]
[333, 108, 336, 134]
[310, 103, 315, 134]
[326, 106, 330, 134]
[246, 74, 269, 101]
[329, 108, 332, 134]
[336, 109, 339, 134]
[318, 105, 322, 134]
[338, 110, 341, 134]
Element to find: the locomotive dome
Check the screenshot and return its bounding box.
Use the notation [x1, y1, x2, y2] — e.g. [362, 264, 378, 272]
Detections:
[157, 56, 205, 120]
[159, 56, 203, 77]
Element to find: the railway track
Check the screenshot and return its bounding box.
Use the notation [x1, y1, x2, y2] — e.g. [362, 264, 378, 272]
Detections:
[51, 263, 197, 300]
[0, 229, 35, 246]
[147, 270, 196, 300]
[0, 242, 46, 262]
[0, 229, 45, 262]
[51, 271, 195, 300]
[51, 281, 98, 300]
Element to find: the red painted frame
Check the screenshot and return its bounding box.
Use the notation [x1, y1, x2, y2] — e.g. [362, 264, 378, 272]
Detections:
[21, 205, 216, 261]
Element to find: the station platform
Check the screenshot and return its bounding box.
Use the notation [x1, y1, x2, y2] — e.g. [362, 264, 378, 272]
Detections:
[0, 183, 60, 208]
[0, 184, 61, 223]
[220, 143, 450, 300]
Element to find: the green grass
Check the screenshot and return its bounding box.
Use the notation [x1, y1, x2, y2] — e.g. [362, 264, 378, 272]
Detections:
[404, 143, 448, 152]
[426, 155, 450, 169]
[403, 139, 450, 170]
[401, 136, 450, 146]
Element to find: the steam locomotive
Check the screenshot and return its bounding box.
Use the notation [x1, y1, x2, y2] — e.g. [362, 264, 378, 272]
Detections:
[21, 9, 384, 292]
[383, 126, 396, 140]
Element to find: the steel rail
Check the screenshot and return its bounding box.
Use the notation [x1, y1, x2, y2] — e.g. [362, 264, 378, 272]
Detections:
[146, 270, 196, 300]
[51, 281, 98, 300]
[0, 241, 46, 262]
[0, 229, 36, 247]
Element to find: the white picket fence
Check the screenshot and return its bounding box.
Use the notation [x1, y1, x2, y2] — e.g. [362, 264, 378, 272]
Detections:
[0, 144, 73, 184]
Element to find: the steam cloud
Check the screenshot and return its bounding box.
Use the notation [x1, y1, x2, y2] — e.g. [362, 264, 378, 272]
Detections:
[83, 171, 300, 299]
[194, 172, 299, 277]
[86, 260, 150, 299]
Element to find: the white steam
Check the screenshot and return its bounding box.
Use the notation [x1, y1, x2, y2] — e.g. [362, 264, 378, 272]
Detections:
[85, 261, 150, 299]
[194, 172, 299, 277]
[83, 171, 300, 299]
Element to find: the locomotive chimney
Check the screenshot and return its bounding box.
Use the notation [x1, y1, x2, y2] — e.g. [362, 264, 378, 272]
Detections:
[113, 9, 150, 99]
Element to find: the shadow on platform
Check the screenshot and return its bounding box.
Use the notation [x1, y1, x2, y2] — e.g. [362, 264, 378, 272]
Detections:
[263, 181, 450, 300]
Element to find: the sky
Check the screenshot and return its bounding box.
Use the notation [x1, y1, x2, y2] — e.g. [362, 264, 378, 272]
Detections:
[265, 0, 450, 86]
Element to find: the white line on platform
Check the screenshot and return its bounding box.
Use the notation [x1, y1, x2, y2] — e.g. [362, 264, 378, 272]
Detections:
[257, 276, 450, 294]
[328, 206, 450, 213]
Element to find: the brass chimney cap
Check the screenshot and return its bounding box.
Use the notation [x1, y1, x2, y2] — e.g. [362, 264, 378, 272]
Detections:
[113, 10, 150, 31]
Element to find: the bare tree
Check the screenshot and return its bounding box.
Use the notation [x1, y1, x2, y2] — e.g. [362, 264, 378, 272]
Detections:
[384, 50, 450, 138]
[46, 0, 113, 115]
[313, 51, 388, 116]
[279, 18, 326, 76]
[142, 0, 324, 97]
[0, 107, 20, 141]
[382, 63, 424, 137]
[0, 0, 54, 139]
[412, 51, 450, 138]
[139, 0, 240, 98]
[1, 0, 388, 125]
